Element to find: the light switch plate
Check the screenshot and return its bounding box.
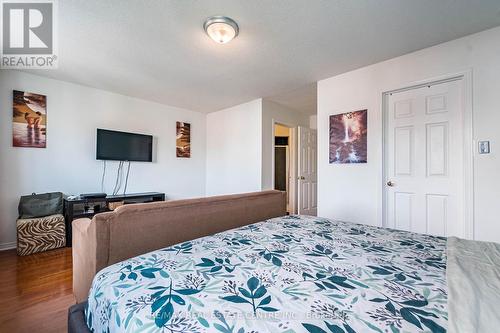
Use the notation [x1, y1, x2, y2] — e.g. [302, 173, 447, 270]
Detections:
[478, 141, 490, 154]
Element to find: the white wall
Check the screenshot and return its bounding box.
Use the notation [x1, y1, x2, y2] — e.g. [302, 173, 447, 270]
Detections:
[0, 70, 206, 249]
[205, 99, 310, 197]
[318, 26, 500, 243]
[309, 115, 317, 130]
[205, 99, 263, 196]
[261, 100, 310, 190]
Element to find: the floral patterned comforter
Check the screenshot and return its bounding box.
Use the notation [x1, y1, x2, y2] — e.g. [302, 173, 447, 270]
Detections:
[86, 215, 447, 333]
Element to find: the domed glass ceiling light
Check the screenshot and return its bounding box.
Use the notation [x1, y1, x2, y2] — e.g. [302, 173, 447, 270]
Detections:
[204, 16, 239, 44]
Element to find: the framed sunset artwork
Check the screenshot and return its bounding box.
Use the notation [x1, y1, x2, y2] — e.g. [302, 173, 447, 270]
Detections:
[13, 90, 47, 148]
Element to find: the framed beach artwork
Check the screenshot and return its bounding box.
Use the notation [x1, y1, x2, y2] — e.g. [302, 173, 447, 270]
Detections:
[13, 90, 47, 148]
[176, 121, 191, 158]
[329, 109, 367, 164]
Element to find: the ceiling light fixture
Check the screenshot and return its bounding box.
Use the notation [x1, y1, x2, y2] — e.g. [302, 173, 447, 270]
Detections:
[203, 16, 239, 44]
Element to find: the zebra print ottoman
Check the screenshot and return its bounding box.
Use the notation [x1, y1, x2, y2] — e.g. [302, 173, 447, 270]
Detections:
[16, 214, 66, 256]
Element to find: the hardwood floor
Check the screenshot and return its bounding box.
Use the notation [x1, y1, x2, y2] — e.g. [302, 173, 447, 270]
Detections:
[0, 247, 74, 332]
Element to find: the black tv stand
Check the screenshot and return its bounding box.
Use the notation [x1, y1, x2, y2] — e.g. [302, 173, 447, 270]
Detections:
[63, 192, 165, 246]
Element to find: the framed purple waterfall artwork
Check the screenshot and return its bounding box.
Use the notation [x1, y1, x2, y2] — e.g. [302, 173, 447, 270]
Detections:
[329, 110, 367, 164]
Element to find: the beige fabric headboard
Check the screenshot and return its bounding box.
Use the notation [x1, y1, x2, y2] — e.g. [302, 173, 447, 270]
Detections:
[72, 190, 286, 303]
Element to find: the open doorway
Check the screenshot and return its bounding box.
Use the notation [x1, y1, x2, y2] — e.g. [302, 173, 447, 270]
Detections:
[266, 82, 318, 216]
[274, 123, 294, 213]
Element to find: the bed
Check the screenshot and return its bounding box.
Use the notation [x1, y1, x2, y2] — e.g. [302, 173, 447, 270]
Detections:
[83, 215, 452, 333]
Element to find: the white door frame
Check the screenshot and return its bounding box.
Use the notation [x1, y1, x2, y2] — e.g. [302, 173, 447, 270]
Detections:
[382, 71, 474, 239]
[271, 120, 297, 214]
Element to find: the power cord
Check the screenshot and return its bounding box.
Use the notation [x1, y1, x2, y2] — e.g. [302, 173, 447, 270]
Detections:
[101, 160, 107, 193]
[123, 161, 131, 195]
[112, 161, 124, 195]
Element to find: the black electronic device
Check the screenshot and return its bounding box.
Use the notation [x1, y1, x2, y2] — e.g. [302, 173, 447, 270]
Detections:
[96, 129, 153, 162]
[79, 192, 107, 199]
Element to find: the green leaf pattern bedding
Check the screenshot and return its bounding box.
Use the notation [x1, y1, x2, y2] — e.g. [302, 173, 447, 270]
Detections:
[86, 215, 447, 333]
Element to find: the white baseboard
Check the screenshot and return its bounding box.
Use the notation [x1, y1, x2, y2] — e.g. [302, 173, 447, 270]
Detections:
[0, 241, 16, 251]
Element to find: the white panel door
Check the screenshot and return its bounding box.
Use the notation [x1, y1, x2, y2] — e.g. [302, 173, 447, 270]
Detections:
[298, 127, 317, 216]
[386, 79, 465, 237]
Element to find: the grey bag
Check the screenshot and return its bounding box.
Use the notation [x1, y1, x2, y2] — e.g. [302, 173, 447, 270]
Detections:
[18, 192, 63, 219]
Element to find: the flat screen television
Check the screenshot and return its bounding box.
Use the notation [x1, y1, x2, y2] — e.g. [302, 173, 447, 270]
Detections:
[96, 129, 153, 162]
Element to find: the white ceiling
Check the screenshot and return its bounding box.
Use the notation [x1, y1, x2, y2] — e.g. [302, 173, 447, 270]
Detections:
[266, 83, 317, 115]
[26, 0, 500, 113]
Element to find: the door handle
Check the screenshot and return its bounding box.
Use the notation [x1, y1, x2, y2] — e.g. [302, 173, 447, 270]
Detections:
[386, 181, 395, 187]
[299, 176, 305, 180]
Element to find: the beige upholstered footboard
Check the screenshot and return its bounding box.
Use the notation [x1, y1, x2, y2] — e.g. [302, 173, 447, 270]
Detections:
[72, 190, 286, 303]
